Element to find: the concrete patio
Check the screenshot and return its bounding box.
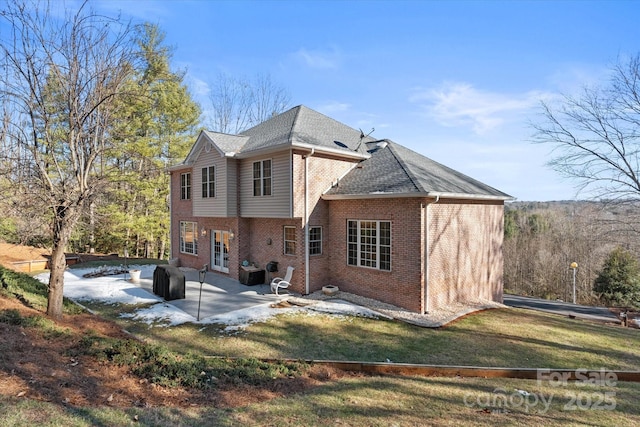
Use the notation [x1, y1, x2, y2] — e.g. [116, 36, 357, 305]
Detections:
[134, 267, 289, 320]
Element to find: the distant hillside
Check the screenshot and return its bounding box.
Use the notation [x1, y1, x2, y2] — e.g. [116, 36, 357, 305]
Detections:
[506, 200, 640, 216]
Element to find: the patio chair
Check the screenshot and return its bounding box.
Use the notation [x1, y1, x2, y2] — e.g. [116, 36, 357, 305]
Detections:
[270, 266, 294, 295]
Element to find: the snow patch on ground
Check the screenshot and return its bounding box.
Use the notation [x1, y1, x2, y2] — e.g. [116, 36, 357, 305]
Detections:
[306, 299, 391, 319]
[37, 265, 160, 305]
[37, 265, 386, 330]
[199, 303, 304, 332]
[120, 302, 195, 327]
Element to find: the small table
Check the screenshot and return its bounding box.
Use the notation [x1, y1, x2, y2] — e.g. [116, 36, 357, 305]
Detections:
[239, 266, 265, 285]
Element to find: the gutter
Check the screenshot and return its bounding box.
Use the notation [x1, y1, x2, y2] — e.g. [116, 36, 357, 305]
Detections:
[234, 141, 369, 161]
[422, 195, 440, 314]
[323, 191, 512, 201]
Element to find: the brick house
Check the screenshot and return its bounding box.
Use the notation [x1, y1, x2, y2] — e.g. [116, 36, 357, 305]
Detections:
[169, 105, 512, 313]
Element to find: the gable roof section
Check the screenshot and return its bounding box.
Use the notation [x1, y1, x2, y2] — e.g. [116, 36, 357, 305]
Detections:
[323, 140, 512, 201]
[170, 105, 371, 171]
[236, 105, 371, 159]
[170, 131, 249, 170]
[202, 130, 249, 154]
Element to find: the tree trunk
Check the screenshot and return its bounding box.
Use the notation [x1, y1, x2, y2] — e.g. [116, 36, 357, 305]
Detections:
[158, 238, 165, 260]
[47, 241, 67, 319]
[89, 201, 95, 253]
[47, 206, 77, 319]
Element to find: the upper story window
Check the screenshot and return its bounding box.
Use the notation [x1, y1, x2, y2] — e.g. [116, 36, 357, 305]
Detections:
[180, 221, 198, 255]
[180, 173, 191, 200]
[347, 220, 391, 271]
[201, 166, 215, 198]
[309, 226, 322, 255]
[253, 159, 272, 196]
[284, 226, 296, 255]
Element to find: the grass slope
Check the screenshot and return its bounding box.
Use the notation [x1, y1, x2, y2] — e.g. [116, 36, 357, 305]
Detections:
[1, 265, 639, 426]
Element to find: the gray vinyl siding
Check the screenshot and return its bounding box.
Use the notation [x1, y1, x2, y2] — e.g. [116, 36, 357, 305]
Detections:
[240, 151, 291, 218]
[226, 159, 238, 217]
[193, 148, 235, 217]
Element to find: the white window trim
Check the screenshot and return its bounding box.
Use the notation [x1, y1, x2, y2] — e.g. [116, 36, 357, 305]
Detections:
[180, 221, 198, 255]
[284, 225, 296, 255]
[347, 219, 391, 271]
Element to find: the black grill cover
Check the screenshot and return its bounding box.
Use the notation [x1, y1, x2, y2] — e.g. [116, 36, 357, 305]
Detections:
[153, 265, 185, 300]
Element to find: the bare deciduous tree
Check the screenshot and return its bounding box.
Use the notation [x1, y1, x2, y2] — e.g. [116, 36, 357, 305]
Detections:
[0, 0, 137, 318]
[532, 54, 640, 202]
[208, 72, 290, 134]
[503, 201, 634, 305]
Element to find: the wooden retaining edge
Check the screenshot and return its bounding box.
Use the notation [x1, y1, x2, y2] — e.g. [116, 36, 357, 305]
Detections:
[256, 359, 640, 383]
[10, 259, 48, 273]
[10, 256, 80, 272]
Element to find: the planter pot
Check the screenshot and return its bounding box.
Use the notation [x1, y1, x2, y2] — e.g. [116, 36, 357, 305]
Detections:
[322, 285, 339, 296]
[129, 269, 141, 283]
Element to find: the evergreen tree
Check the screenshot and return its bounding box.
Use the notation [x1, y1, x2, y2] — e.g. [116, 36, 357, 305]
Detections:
[99, 23, 200, 258]
[593, 247, 640, 308]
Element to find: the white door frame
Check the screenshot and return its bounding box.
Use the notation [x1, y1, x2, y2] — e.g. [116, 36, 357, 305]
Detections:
[211, 230, 230, 273]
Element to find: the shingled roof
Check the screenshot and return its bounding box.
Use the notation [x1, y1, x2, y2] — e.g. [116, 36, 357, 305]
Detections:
[175, 105, 511, 200]
[173, 105, 371, 168]
[323, 140, 512, 200]
[237, 105, 373, 158]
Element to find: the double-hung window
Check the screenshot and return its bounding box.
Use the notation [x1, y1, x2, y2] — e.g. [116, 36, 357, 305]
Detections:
[284, 226, 296, 255]
[180, 173, 191, 200]
[347, 220, 391, 271]
[253, 159, 272, 196]
[180, 221, 198, 255]
[202, 166, 215, 198]
[309, 226, 322, 255]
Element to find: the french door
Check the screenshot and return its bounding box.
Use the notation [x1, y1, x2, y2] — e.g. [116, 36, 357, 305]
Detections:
[211, 230, 230, 273]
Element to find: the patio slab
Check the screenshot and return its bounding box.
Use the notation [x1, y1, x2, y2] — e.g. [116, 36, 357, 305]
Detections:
[136, 268, 288, 320]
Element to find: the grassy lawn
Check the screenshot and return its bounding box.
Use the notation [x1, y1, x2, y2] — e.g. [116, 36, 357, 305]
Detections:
[209, 376, 640, 427]
[84, 300, 640, 370]
[3, 265, 640, 426]
[2, 376, 639, 426]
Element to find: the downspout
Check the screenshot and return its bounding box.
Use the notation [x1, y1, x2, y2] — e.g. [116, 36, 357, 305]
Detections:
[422, 195, 439, 314]
[168, 171, 174, 261]
[303, 148, 315, 295]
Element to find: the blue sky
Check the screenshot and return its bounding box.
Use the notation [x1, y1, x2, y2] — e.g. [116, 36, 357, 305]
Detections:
[94, 1, 640, 200]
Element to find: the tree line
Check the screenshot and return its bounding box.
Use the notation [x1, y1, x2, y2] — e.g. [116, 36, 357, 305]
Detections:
[504, 201, 640, 308]
[3, 1, 640, 318]
[0, 0, 290, 318]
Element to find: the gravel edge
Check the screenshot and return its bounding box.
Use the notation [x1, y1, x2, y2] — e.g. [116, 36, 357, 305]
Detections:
[288, 290, 508, 327]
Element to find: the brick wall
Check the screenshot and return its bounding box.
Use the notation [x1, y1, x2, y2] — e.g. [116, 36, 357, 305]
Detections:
[427, 199, 504, 311]
[327, 198, 425, 312]
[326, 197, 504, 313]
[239, 217, 303, 289]
[172, 154, 504, 313]
[291, 152, 359, 293]
[169, 168, 198, 268]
